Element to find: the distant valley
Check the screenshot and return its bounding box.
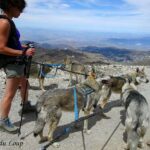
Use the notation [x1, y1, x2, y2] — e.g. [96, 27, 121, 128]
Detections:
[22, 41, 150, 66]
[20, 28, 150, 65]
[20, 28, 150, 50]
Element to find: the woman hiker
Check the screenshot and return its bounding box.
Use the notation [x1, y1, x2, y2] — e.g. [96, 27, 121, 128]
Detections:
[0, 0, 35, 134]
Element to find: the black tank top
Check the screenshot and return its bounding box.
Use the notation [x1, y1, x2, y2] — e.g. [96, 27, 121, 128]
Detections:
[0, 15, 20, 63]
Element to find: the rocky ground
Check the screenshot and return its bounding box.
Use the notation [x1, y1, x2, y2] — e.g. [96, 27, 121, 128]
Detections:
[0, 64, 150, 150]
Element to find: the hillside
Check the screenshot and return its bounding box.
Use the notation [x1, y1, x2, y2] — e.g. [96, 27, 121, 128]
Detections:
[80, 46, 150, 63]
[31, 43, 110, 65]
[22, 41, 150, 66]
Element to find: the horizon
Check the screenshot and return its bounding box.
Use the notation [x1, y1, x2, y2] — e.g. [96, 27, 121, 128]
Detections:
[14, 0, 150, 34]
[19, 28, 150, 51]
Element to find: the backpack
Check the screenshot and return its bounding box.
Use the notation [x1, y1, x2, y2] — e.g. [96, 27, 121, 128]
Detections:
[0, 15, 19, 69]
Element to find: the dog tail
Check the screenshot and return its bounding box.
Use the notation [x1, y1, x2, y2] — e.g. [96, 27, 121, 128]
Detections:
[33, 117, 45, 137]
[128, 129, 139, 150]
[33, 109, 46, 137]
[128, 113, 149, 149]
[126, 115, 140, 149]
[137, 113, 149, 137]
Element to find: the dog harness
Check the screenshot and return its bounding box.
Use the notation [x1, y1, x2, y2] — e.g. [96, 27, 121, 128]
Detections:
[73, 87, 79, 121]
[73, 85, 95, 120]
[79, 85, 95, 110]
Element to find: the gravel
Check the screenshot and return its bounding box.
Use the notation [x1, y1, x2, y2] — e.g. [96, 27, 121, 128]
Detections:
[0, 65, 150, 150]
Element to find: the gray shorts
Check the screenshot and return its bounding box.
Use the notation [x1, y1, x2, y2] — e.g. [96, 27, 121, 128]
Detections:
[4, 64, 25, 78]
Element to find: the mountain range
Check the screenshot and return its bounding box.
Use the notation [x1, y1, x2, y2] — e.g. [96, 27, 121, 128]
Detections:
[20, 28, 150, 65]
[20, 28, 150, 51]
[22, 40, 150, 65]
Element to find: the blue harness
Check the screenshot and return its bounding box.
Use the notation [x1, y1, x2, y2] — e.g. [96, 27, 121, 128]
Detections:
[55, 85, 95, 138]
[39, 63, 65, 78]
[73, 87, 79, 121]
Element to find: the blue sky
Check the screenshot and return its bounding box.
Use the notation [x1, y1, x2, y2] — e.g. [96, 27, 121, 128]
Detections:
[15, 0, 150, 34]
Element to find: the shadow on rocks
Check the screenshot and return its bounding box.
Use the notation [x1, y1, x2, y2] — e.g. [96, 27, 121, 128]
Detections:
[49, 100, 124, 145]
[14, 112, 37, 127]
[102, 99, 123, 113]
[40, 109, 110, 147]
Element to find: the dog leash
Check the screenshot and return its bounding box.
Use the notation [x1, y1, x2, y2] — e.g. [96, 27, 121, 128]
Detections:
[100, 120, 122, 150]
[32, 61, 89, 76]
[73, 86, 79, 121]
[59, 67, 89, 76]
[39, 65, 60, 78]
[32, 61, 65, 67]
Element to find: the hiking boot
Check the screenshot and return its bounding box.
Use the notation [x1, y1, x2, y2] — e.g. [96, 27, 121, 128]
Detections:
[0, 117, 18, 134]
[18, 101, 36, 116]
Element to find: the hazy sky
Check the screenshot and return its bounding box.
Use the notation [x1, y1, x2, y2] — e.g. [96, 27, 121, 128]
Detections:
[15, 0, 150, 34]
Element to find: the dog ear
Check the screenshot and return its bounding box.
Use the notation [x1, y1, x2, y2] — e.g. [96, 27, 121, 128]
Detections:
[64, 57, 67, 63]
[109, 75, 113, 78]
[141, 67, 145, 72]
[90, 65, 96, 73]
[125, 77, 132, 84]
[101, 79, 109, 84]
[88, 71, 96, 79]
[136, 67, 139, 73]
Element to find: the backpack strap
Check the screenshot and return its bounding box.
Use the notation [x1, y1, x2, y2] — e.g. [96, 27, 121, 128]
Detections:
[0, 15, 16, 35]
[0, 15, 18, 46]
[0, 15, 20, 68]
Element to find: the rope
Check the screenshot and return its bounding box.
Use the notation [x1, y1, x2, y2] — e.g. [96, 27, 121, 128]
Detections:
[81, 130, 86, 150]
[40, 66, 60, 78]
[100, 121, 122, 150]
[60, 67, 89, 76]
[32, 61, 89, 76]
[32, 61, 64, 68]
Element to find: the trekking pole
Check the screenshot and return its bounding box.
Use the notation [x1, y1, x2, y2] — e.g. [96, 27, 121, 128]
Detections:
[18, 42, 35, 136]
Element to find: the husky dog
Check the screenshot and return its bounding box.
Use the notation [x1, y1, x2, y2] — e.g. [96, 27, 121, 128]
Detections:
[35, 56, 89, 90]
[64, 55, 89, 86]
[30, 63, 52, 91]
[33, 73, 104, 147]
[37, 64, 52, 91]
[121, 79, 149, 150]
[99, 67, 149, 108]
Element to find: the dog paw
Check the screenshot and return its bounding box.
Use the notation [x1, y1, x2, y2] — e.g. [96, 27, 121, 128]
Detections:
[121, 144, 129, 150]
[86, 130, 91, 134]
[39, 136, 48, 143]
[42, 89, 46, 92]
[138, 142, 144, 148]
[52, 142, 60, 148]
[83, 129, 91, 134]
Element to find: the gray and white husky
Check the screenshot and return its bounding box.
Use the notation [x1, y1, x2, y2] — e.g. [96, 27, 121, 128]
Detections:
[99, 67, 149, 109]
[33, 73, 106, 147]
[121, 79, 150, 150]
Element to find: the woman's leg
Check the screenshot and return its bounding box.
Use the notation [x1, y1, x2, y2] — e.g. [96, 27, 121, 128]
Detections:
[0, 78, 20, 133]
[19, 77, 28, 103]
[0, 78, 20, 118]
[18, 77, 35, 115]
